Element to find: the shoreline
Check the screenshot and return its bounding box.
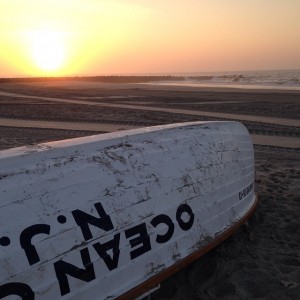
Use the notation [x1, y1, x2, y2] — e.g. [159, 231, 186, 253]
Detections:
[1, 79, 300, 94]
[143, 81, 300, 93]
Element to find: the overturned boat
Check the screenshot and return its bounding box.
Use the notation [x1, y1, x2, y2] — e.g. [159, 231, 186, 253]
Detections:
[0, 121, 257, 299]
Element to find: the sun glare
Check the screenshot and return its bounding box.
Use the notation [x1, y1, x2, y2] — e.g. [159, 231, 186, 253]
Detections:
[28, 30, 66, 73]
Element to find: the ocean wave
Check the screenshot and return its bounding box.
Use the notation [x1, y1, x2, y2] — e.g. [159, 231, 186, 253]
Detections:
[183, 70, 300, 88]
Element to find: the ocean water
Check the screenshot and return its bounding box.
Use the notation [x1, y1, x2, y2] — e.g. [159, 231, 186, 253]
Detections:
[153, 70, 300, 91]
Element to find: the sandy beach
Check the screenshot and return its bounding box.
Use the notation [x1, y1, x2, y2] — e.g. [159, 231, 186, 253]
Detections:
[0, 80, 299, 299]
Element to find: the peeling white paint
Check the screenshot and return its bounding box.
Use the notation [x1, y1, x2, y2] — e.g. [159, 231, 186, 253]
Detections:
[0, 121, 255, 299]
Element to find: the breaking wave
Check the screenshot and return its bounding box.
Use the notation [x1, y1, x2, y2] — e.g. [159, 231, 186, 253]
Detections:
[151, 70, 300, 90]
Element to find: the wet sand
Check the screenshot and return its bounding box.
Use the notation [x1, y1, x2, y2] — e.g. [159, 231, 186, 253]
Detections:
[0, 80, 299, 299]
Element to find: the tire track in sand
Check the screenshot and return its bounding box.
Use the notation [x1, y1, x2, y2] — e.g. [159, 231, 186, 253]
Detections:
[0, 91, 299, 148]
[0, 91, 299, 127]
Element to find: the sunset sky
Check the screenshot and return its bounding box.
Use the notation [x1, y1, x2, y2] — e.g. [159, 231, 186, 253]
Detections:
[1, 0, 300, 77]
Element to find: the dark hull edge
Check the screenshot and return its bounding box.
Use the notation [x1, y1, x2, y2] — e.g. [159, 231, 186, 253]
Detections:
[118, 195, 259, 300]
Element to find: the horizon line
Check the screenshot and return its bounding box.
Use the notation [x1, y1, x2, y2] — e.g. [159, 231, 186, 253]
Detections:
[1, 68, 300, 80]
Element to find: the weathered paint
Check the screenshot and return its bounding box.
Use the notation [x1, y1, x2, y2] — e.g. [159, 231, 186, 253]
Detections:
[0, 121, 256, 299]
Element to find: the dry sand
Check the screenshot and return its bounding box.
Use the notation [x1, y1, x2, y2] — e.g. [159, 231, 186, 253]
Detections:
[0, 80, 299, 299]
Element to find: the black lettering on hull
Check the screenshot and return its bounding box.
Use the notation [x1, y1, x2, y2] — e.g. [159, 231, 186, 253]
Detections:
[0, 282, 35, 300]
[20, 224, 51, 265]
[54, 248, 95, 296]
[72, 202, 114, 241]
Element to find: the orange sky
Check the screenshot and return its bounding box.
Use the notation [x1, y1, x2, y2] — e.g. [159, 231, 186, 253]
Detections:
[1, 0, 300, 77]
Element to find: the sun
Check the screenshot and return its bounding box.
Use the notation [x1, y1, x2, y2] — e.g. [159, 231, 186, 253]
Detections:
[28, 30, 66, 73]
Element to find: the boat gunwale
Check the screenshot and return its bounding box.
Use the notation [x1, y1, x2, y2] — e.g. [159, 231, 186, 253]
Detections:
[117, 194, 258, 300]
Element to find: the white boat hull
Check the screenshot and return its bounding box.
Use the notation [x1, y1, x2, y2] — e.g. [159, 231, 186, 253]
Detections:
[0, 121, 256, 299]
